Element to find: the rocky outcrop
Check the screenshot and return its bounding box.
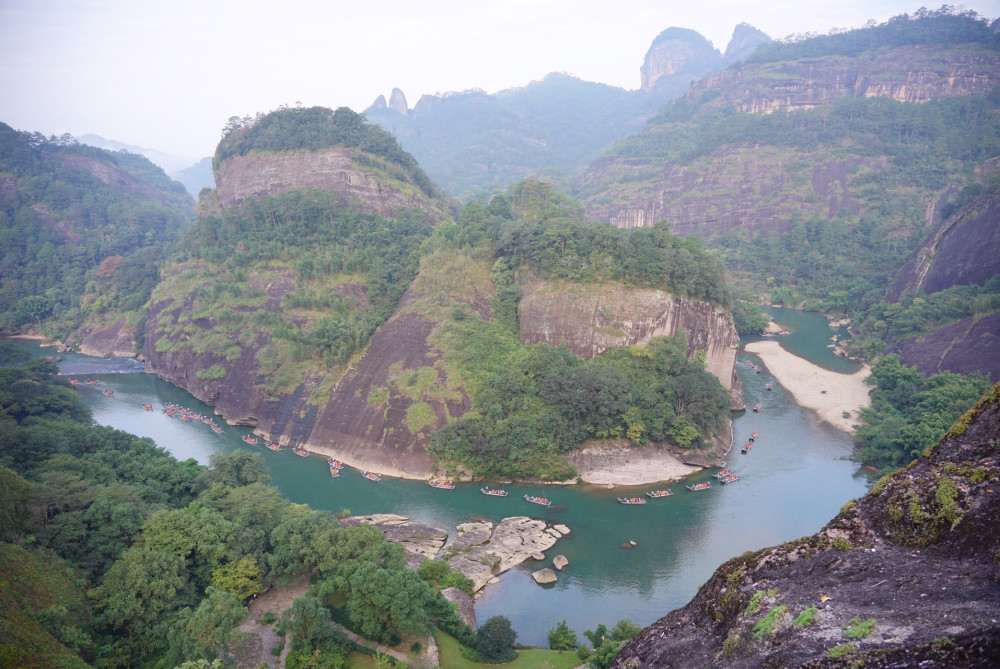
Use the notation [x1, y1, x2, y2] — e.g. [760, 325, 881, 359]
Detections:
[552, 555, 569, 571]
[65, 318, 137, 358]
[214, 148, 455, 223]
[888, 186, 1000, 300]
[611, 384, 1000, 668]
[566, 441, 703, 486]
[532, 568, 558, 584]
[518, 279, 744, 409]
[640, 28, 721, 92]
[441, 588, 476, 629]
[445, 517, 571, 593]
[340, 514, 449, 569]
[893, 312, 1000, 381]
[723, 23, 771, 65]
[388, 88, 409, 116]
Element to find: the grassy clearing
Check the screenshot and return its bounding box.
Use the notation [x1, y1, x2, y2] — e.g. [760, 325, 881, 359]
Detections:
[434, 631, 581, 669]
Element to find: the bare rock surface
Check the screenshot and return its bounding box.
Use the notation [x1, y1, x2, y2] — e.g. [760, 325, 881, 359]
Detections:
[441, 587, 476, 629]
[341, 514, 448, 569]
[532, 568, 558, 584]
[553, 555, 569, 571]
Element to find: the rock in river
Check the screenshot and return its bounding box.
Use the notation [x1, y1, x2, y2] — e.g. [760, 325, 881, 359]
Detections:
[532, 568, 558, 584]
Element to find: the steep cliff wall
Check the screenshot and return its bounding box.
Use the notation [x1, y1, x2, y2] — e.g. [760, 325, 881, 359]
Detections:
[611, 385, 1000, 668]
[518, 278, 744, 409]
[214, 148, 455, 222]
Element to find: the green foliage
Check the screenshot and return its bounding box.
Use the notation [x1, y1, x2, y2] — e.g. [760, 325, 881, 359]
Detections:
[205, 450, 272, 488]
[476, 615, 517, 661]
[196, 364, 227, 380]
[751, 605, 787, 641]
[547, 619, 579, 651]
[210, 557, 263, 600]
[828, 643, 857, 658]
[792, 606, 818, 627]
[832, 537, 852, 551]
[164, 587, 249, 667]
[854, 355, 990, 471]
[842, 616, 877, 639]
[0, 124, 191, 339]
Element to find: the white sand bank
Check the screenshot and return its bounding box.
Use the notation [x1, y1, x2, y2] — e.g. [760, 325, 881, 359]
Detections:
[744, 340, 871, 433]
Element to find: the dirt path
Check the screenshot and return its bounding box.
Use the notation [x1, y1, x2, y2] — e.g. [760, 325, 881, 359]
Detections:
[232, 575, 312, 668]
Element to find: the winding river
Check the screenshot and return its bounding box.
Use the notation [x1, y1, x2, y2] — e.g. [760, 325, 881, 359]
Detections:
[21, 307, 870, 647]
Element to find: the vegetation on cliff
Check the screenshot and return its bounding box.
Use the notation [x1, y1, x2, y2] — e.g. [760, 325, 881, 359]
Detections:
[0, 356, 473, 667]
[214, 106, 439, 198]
[0, 123, 193, 342]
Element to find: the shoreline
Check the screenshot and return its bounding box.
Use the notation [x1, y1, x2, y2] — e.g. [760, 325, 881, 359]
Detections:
[743, 340, 871, 434]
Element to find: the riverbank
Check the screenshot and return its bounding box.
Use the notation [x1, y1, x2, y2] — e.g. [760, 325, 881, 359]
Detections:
[567, 442, 700, 486]
[743, 339, 871, 433]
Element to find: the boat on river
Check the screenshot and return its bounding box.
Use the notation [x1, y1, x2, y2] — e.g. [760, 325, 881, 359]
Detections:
[141, 403, 153, 411]
[720, 473, 740, 484]
[292, 446, 309, 457]
[328, 463, 340, 478]
[102, 389, 113, 396]
[481, 487, 508, 497]
[713, 469, 732, 479]
[524, 494, 552, 506]
[429, 479, 455, 489]
[618, 497, 646, 505]
[766, 382, 772, 391]
[753, 402, 762, 412]
[265, 441, 280, 451]
[686, 482, 711, 491]
[646, 489, 673, 498]
[241, 435, 258, 445]
[749, 431, 758, 441]
[327, 458, 343, 469]
[212, 425, 223, 434]
[361, 471, 382, 482]
[741, 441, 753, 454]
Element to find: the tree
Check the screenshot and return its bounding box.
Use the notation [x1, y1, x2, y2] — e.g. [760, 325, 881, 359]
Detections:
[345, 563, 431, 642]
[547, 618, 579, 651]
[205, 450, 271, 487]
[476, 615, 517, 661]
[210, 556, 263, 600]
[165, 587, 249, 667]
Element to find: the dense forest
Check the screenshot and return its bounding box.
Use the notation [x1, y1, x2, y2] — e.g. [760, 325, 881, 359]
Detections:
[0, 347, 477, 667]
[0, 124, 193, 342]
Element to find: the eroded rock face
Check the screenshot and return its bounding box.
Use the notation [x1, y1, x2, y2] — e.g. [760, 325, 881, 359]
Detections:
[442, 587, 476, 629]
[214, 148, 453, 223]
[518, 279, 744, 409]
[611, 386, 1000, 668]
[66, 318, 138, 358]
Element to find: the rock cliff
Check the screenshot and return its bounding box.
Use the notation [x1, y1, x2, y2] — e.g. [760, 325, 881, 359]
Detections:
[214, 147, 456, 222]
[518, 278, 744, 410]
[611, 384, 1000, 668]
[640, 28, 722, 92]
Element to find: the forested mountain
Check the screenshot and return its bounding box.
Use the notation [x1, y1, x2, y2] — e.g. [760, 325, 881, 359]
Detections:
[364, 25, 770, 200]
[0, 124, 194, 348]
[573, 9, 1000, 380]
[144, 107, 738, 482]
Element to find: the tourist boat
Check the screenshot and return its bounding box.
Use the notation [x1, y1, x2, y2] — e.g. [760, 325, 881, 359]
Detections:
[265, 441, 281, 451]
[241, 435, 258, 445]
[102, 389, 113, 396]
[686, 482, 711, 491]
[713, 469, 732, 479]
[753, 402, 762, 412]
[292, 446, 309, 457]
[741, 441, 753, 454]
[85, 379, 98, 385]
[646, 489, 673, 498]
[524, 494, 552, 506]
[69, 379, 78, 384]
[328, 463, 340, 478]
[212, 425, 223, 434]
[765, 382, 772, 391]
[481, 487, 508, 497]
[749, 431, 758, 441]
[721, 474, 740, 484]
[361, 471, 382, 482]
[327, 458, 343, 469]
[429, 479, 455, 489]
[618, 497, 647, 505]
[141, 403, 153, 411]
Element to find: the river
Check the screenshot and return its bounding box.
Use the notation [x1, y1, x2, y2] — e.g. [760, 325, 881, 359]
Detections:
[19, 307, 870, 647]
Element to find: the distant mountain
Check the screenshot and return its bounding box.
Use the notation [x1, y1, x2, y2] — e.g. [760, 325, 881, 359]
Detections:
[365, 25, 770, 200]
[169, 156, 214, 198]
[76, 133, 197, 174]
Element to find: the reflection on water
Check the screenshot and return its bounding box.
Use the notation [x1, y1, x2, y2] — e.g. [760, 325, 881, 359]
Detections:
[15, 320, 870, 646]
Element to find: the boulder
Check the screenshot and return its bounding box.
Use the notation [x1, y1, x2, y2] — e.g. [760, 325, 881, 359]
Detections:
[553, 555, 569, 571]
[532, 568, 558, 584]
[531, 552, 545, 561]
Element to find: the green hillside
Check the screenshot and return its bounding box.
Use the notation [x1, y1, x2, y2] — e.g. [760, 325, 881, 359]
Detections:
[0, 123, 193, 342]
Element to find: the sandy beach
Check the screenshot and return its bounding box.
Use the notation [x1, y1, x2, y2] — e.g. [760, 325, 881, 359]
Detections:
[743, 340, 872, 433]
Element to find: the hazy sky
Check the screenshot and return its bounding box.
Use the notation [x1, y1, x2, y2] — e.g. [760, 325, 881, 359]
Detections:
[1, 0, 997, 161]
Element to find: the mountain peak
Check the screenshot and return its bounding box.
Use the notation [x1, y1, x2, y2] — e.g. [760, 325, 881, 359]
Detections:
[723, 22, 771, 64]
[640, 27, 721, 92]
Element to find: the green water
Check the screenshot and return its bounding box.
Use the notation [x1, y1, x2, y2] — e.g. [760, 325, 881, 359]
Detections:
[21, 313, 870, 646]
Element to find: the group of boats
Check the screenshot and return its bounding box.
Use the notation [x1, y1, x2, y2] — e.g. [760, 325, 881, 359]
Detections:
[328, 458, 343, 477]
[742, 430, 760, 454]
[713, 468, 740, 484]
[69, 379, 114, 396]
[161, 402, 225, 434]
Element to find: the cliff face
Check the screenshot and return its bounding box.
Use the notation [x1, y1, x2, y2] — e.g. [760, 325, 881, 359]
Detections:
[214, 148, 455, 222]
[640, 28, 721, 92]
[612, 385, 1000, 668]
[518, 278, 744, 410]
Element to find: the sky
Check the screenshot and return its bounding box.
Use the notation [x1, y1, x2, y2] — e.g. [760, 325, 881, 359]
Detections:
[1, 0, 998, 163]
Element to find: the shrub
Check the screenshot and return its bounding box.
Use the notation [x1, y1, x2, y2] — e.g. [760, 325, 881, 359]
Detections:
[842, 617, 877, 639]
[792, 607, 818, 627]
[547, 619, 579, 651]
[476, 615, 517, 661]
